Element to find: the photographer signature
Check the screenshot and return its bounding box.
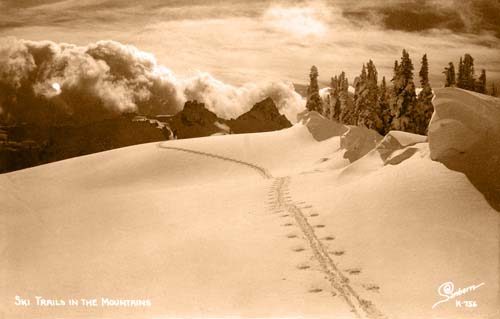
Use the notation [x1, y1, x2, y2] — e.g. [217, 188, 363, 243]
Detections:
[432, 281, 484, 309]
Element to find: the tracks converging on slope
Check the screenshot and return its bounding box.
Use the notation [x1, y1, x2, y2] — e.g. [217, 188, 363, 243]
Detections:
[159, 143, 385, 319]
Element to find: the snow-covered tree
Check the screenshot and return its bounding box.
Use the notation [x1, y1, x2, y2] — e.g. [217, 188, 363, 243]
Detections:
[457, 54, 476, 91]
[325, 71, 349, 122]
[323, 75, 338, 119]
[416, 54, 434, 135]
[491, 82, 498, 97]
[356, 60, 382, 132]
[329, 72, 350, 122]
[378, 76, 392, 135]
[457, 57, 465, 89]
[390, 49, 418, 133]
[443, 62, 456, 87]
[476, 69, 486, 94]
[419, 54, 429, 86]
[306, 65, 322, 113]
[339, 72, 358, 126]
[324, 75, 341, 120]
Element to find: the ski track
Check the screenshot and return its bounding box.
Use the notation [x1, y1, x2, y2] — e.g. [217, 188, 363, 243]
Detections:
[159, 142, 385, 319]
[158, 144, 272, 178]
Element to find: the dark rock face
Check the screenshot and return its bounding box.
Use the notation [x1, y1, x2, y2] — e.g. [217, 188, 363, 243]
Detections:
[0, 97, 292, 173]
[0, 117, 168, 173]
[167, 98, 292, 138]
[229, 97, 292, 134]
[165, 101, 228, 139]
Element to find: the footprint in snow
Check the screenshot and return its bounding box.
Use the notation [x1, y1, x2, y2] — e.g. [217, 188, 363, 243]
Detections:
[331, 250, 345, 256]
[296, 263, 310, 270]
[346, 268, 361, 275]
[363, 283, 380, 292]
[308, 288, 323, 293]
[323, 236, 335, 241]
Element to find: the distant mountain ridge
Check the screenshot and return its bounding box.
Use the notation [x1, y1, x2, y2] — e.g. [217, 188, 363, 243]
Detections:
[166, 97, 292, 139]
[0, 97, 291, 173]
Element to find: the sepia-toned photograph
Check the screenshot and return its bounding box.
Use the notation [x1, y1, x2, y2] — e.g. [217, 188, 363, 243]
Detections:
[1, 1, 499, 318]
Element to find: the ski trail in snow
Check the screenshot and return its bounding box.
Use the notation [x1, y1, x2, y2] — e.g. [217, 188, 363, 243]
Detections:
[270, 177, 386, 319]
[158, 143, 384, 318]
[157, 144, 272, 178]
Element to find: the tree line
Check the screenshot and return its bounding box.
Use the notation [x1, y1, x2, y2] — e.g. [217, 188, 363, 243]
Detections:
[306, 51, 497, 136]
[306, 50, 433, 135]
[443, 54, 496, 95]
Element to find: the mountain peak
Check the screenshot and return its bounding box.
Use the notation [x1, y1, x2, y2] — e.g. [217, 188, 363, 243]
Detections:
[229, 98, 292, 133]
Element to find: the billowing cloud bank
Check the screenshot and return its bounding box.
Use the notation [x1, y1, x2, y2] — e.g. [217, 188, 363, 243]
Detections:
[0, 38, 305, 124]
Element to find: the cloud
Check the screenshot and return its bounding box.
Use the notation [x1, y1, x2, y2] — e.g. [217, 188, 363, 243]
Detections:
[182, 72, 304, 121]
[0, 38, 305, 125]
[0, 0, 499, 91]
[263, 4, 328, 37]
[340, 0, 500, 38]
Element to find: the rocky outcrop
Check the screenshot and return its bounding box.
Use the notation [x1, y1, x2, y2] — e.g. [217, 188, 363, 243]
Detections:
[0, 97, 292, 173]
[166, 98, 292, 138]
[165, 101, 227, 139]
[0, 117, 168, 173]
[228, 97, 292, 133]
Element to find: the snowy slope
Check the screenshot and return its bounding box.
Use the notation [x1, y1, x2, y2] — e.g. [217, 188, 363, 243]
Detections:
[1, 88, 499, 319]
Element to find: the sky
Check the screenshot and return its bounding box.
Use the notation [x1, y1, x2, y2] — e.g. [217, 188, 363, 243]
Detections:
[0, 0, 499, 88]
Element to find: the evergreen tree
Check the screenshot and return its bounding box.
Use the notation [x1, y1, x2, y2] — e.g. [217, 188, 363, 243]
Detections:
[357, 60, 382, 132]
[491, 82, 498, 97]
[443, 62, 456, 87]
[340, 64, 367, 125]
[416, 54, 434, 135]
[337, 72, 349, 121]
[476, 69, 486, 94]
[462, 54, 475, 90]
[333, 72, 350, 122]
[353, 64, 367, 124]
[325, 72, 348, 121]
[378, 76, 391, 135]
[339, 71, 359, 125]
[457, 57, 465, 88]
[324, 75, 337, 119]
[456, 54, 475, 90]
[389, 49, 418, 133]
[419, 54, 429, 86]
[306, 65, 322, 113]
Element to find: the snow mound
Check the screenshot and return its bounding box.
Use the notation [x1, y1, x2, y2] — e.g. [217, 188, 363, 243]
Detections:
[340, 126, 382, 162]
[429, 88, 500, 159]
[376, 130, 427, 165]
[297, 110, 348, 141]
[337, 130, 427, 181]
[429, 88, 500, 210]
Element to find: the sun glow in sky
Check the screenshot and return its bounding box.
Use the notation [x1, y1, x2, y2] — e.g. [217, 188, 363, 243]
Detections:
[264, 6, 327, 37]
[51, 82, 61, 94]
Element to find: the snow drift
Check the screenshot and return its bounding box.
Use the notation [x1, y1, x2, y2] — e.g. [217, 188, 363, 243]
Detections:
[429, 88, 500, 210]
